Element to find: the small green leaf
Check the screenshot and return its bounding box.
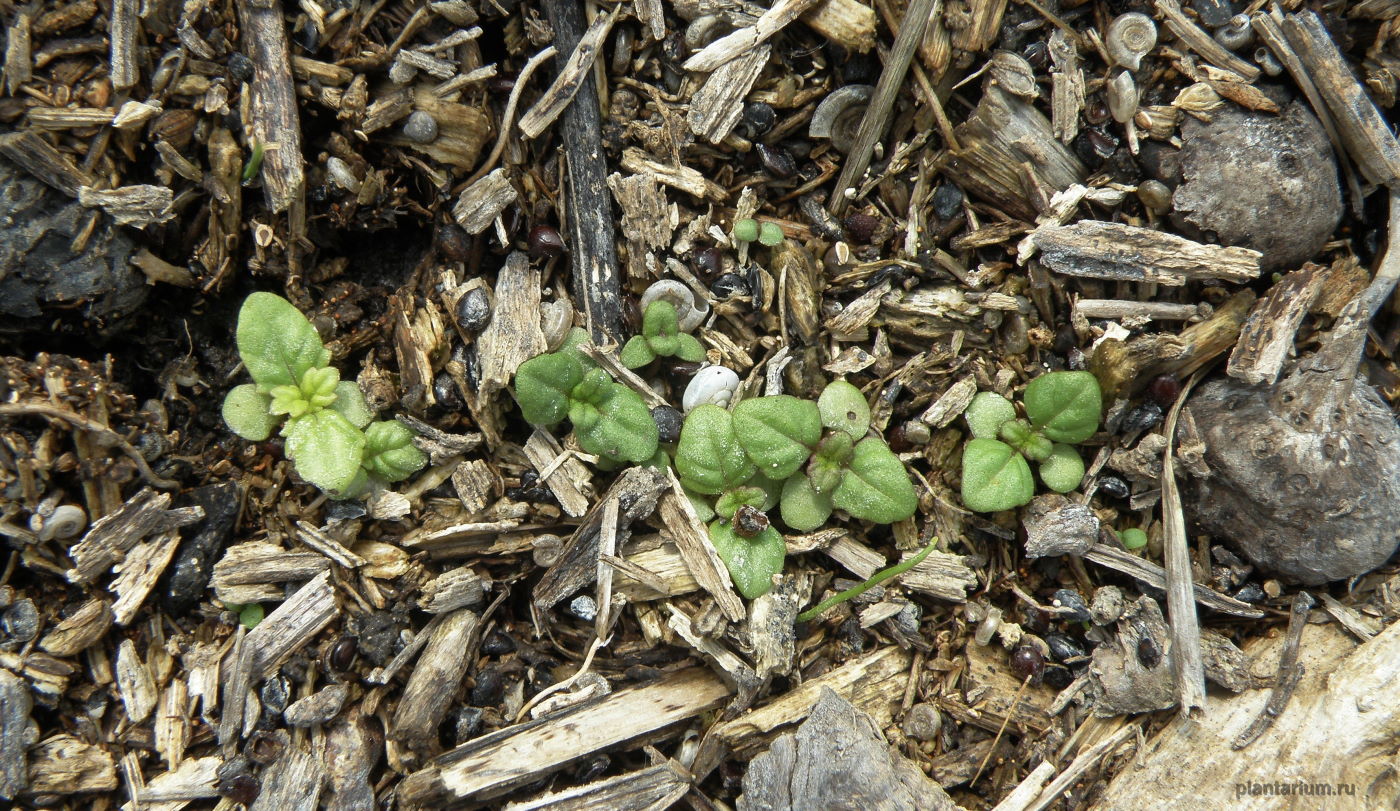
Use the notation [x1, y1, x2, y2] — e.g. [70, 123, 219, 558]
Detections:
[285, 409, 367, 495]
[832, 438, 918, 523]
[715, 486, 767, 519]
[329, 381, 374, 429]
[558, 328, 597, 368]
[965, 391, 1016, 439]
[732, 395, 822, 480]
[814, 431, 854, 466]
[268, 384, 309, 419]
[999, 419, 1051, 460]
[649, 333, 679, 357]
[960, 438, 1035, 513]
[619, 335, 657, 369]
[780, 474, 833, 531]
[642, 447, 671, 470]
[238, 602, 264, 629]
[757, 221, 784, 246]
[808, 457, 843, 495]
[674, 333, 706, 362]
[222, 384, 280, 441]
[300, 366, 340, 409]
[642, 300, 680, 340]
[818, 381, 871, 440]
[1119, 528, 1148, 550]
[1024, 371, 1102, 444]
[1038, 442, 1086, 493]
[363, 420, 428, 482]
[574, 382, 660, 463]
[732, 218, 759, 243]
[236, 292, 328, 388]
[709, 520, 786, 599]
[514, 352, 585, 426]
[685, 487, 716, 522]
[675, 404, 755, 494]
[571, 368, 615, 407]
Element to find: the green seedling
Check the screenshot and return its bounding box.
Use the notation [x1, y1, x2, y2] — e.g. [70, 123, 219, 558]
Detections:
[1119, 527, 1148, 550]
[797, 537, 939, 622]
[514, 344, 659, 465]
[242, 140, 265, 184]
[222, 293, 427, 497]
[731, 218, 785, 246]
[959, 371, 1101, 512]
[620, 300, 706, 369]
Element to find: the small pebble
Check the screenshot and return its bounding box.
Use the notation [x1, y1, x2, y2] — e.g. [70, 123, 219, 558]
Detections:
[652, 405, 683, 444]
[259, 676, 290, 715]
[470, 667, 505, 706]
[403, 111, 438, 143]
[1043, 664, 1073, 689]
[932, 183, 963, 219]
[455, 288, 492, 333]
[456, 706, 484, 742]
[570, 594, 598, 622]
[741, 101, 776, 136]
[1233, 582, 1266, 603]
[1098, 475, 1130, 500]
[388, 59, 416, 84]
[1090, 586, 1126, 625]
[482, 631, 516, 656]
[227, 53, 255, 84]
[902, 704, 942, 741]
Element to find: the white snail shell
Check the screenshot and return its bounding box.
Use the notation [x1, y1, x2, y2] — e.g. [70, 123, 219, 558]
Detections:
[1106, 71, 1139, 124]
[1106, 13, 1157, 71]
[810, 85, 874, 154]
[639, 279, 709, 333]
[30, 504, 87, 542]
[682, 366, 740, 414]
[540, 299, 574, 351]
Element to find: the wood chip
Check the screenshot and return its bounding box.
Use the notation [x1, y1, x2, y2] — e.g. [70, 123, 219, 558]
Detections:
[620, 148, 727, 200]
[518, 11, 617, 139]
[244, 571, 337, 679]
[114, 639, 157, 724]
[1227, 264, 1327, 385]
[211, 541, 331, 605]
[1030, 221, 1262, 285]
[523, 430, 592, 518]
[0, 129, 95, 196]
[27, 735, 117, 795]
[500, 761, 691, 810]
[249, 747, 322, 811]
[109, 0, 138, 90]
[683, 0, 819, 73]
[687, 45, 770, 144]
[1154, 0, 1260, 81]
[478, 251, 545, 396]
[452, 167, 518, 234]
[399, 668, 729, 807]
[0, 668, 31, 800]
[659, 469, 746, 621]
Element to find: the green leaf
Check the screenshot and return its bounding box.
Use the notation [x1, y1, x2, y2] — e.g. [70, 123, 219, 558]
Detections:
[1119, 528, 1148, 550]
[685, 487, 716, 522]
[999, 419, 1051, 460]
[363, 420, 428, 482]
[514, 352, 585, 426]
[238, 603, 264, 629]
[675, 404, 755, 494]
[674, 333, 706, 362]
[753, 474, 784, 511]
[780, 474, 833, 532]
[709, 520, 786, 599]
[960, 438, 1035, 513]
[732, 218, 759, 243]
[649, 332, 679, 357]
[965, 391, 1016, 439]
[757, 221, 784, 246]
[236, 292, 328, 388]
[300, 366, 339, 409]
[1038, 442, 1086, 493]
[1024, 371, 1102, 444]
[329, 381, 374, 429]
[571, 368, 614, 406]
[558, 328, 597, 368]
[285, 409, 367, 495]
[222, 384, 280, 441]
[642, 300, 679, 340]
[808, 457, 843, 495]
[619, 336, 657, 369]
[715, 486, 767, 520]
[817, 381, 871, 440]
[832, 438, 918, 523]
[574, 383, 660, 463]
[732, 395, 822, 480]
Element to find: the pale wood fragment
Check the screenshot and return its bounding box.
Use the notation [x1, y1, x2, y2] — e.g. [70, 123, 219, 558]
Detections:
[115, 639, 157, 724]
[66, 489, 201, 584]
[1154, 0, 1260, 81]
[26, 735, 117, 795]
[898, 549, 978, 603]
[0, 668, 30, 800]
[620, 148, 727, 199]
[244, 571, 337, 679]
[109, 0, 138, 90]
[1227, 265, 1327, 385]
[0, 650, 73, 706]
[295, 521, 366, 569]
[477, 251, 545, 395]
[713, 646, 911, 758]
[920, 376, 977, 428]
[419, 566, 487, 614]
[123, 756, 220, 809]
[26, 106, 114, 129]
[154, 679, 189, 768]
[684, 0, 819, 73]
[38, 598, 113, 657]
[1083, 543, 1264, 618]
[501, 760, 691, 810]
[688, 45, 769, 144]
[249, 747, 322, 811]
[238, 0, 306, 242]
[518, 10, 617, 139]
[452, 168, 518, 234]
[399, 668, 729, 807]
[1030, 221, 1262, 285]
[613, 543, 699, 602]
[2, 13, 31, 95]
[110, 530, 181, 625]
[524, 430, 592, 518]
[659, 470, 746, 621]
[211, 541, 330, 605]
[803, 0, 876, 52]
[284, 683, 349, 727]
[325, 711, 382, 810]
[1048, 29, 1083, 143]
[1075, 299, 1207, 322]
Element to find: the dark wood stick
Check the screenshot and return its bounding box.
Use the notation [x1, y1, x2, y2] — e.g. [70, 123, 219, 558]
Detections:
[541, 0, 624, 347]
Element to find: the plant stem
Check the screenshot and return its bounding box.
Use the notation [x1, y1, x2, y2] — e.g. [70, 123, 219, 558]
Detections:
[797, 537, 939, 622]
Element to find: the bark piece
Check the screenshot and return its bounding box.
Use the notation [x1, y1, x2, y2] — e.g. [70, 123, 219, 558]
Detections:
[1086, 596, 1174, 716]
[1023, 494, 1098, 558]
[238, 0, 305, 226]
[518, 10, 616, 139]
[1154, 0, 1260, 80]
[688, 45, 769, 144]
[110, 530, 181, 625]
[477, 251, 545, 396]
[325, 711, 383, 811]
[738, 689, 958, 811]
[392, 608, 478, 750]
[1082, 543, 1264, 618]
[398, 668, 729, 807]
[683, 0, 819, 73]
[115, 639, 156, 724]
[123, 755, 220, 808]
[523, 430, 592, 518]
[503, 761, 691, 810]
[0, 668, 31, 800]
[452, 168, 518, 234]
[109, 0, 138, 89]
[38, 598, 113, 657]
[244, 571, 337, 679]
[26, 735, 117, 795]
[658, 471, 745, 621]
[2, 13, 31, 95]
[802, 0, 876, 52]
[285, 684, 349, 728]
[1227, 264, 1327, 385]
[211, 541, 331, 605]
[249, 747, 321, 811]
[418, 566, 487, 614]
[0, 129, 94, 196]
[66, 489, 202, 585]
[1030, 221, 1262, 285]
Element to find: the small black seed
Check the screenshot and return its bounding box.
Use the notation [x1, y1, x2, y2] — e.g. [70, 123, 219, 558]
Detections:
[932, 183, 963, 220]
[228, 53, 255, 83]
[470, 667, 505, 706]
[455, 288, 492, 333]
[652, 405, 684, 444]
[1052, 589, 1092, 623]
[756, 143, 797, 178]
[482, 631, 516, 656]
[1098, 475, 1130, 500]
[1137, 635, 1162, 669]
[1043, 664, 1073, 688]
[328, 636, 357, 672]
[216, 773, 260, 805]
[1045, 633, 1087, 662]
[1122, 402, 1164, 433]
[712, 273, 750, 300]
[741, 101, 776, 136]
[528, 224, 566, 257]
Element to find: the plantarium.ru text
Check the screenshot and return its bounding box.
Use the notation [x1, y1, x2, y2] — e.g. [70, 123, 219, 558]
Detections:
[221, 292, 427, 498]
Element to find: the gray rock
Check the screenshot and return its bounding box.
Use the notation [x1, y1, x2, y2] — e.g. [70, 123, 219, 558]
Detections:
[738, 689, 958, 811]
[403, 111, 439, 144]
[1023, 494, 1098, 558]
[1173, 99, 1341, 271]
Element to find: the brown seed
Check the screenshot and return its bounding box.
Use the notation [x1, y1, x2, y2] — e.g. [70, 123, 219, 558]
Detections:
[843, 211, 881, 243]
[149, 109, 197, 149]
[528, 224, 566, 257]
[733, 505, 769, 538]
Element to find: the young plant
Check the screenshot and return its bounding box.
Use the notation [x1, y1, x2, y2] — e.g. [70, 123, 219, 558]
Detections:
[619, 300, 706, 369]
[221, 292, 427, 498]
[514, 338, 659, 464]
[676, 381, 918, 598]
[959, 371, 1101, 513]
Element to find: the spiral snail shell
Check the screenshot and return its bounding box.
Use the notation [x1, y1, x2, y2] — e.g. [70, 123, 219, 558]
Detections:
[1106, 13, 1157, 71]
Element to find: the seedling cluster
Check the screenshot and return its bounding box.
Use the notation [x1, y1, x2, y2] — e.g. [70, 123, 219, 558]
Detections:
[222, 293, 428, 498]
[513, 302, 918, 601]
[960, 371, 1102, 513]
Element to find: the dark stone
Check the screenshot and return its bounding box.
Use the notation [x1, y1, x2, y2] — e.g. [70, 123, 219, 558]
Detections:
[164, 482, 241, 614]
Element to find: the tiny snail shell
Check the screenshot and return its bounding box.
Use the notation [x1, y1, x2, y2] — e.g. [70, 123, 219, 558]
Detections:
[29, 504, 87, 542]
[682, 366, 739, 414]
[1106, 13, 1157, 71]
[810, 84, 874, 154]
[1214, 15, 1253, 52]
[1105, 71, 1139, 124]
[639, 279, 710, 333]
[539, 299, 574, 351]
